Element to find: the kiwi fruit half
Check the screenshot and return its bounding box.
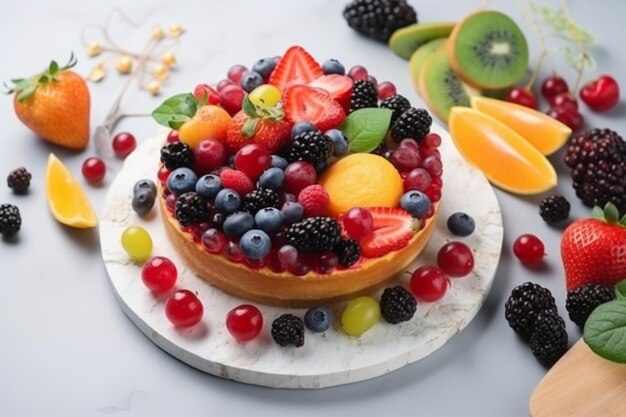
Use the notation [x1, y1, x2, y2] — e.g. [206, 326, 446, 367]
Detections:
[419, 46, 480, 122]
[447, 10, 528, 90]
[409, 38, 447, 94]
[389, 22, 455, 60]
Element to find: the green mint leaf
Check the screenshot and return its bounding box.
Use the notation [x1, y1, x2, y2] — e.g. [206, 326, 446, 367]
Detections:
[591, 206, 605, 220]
[152, 93, 197, 129]
[604, 202, 619, 223]
[615, 279, 626, 300]
[583, 300, 626, 363]
[242, 118, 259, 138]
[242, 95, 258, 118]
[340, 108, 393, 153]
[619, 214, 626, 227]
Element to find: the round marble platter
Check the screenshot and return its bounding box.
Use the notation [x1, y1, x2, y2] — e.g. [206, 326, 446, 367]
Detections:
[100, 122, 503, 389]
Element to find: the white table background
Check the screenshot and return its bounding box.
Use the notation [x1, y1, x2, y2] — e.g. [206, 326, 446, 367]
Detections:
[1, 0, 624, 416]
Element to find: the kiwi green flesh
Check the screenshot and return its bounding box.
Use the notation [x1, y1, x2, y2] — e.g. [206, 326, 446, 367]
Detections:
[452, 11, 528, 89]
[389, 22, 455, 60]
[409, 38, 447, 89]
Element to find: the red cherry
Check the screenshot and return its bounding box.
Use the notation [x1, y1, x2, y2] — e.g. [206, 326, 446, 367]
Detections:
[167, 130, 180, 143]
[342, 207, 374, 240]
[391, 147, 421, 172]
[284, 162, 317, 195]
[547, 106, 584, 131]
[580, 75, 620, 112]
[505, 87, 538, 109]
[377, 81, 397, 100]
[227, 65, 248, 83]
[549, 92, 578, 111]
[513, 234, 544, 265]
[423, 133, 442, 148]
[437, 241, 474, 277]
[234, 144, 272, 180]
[193, 83, 220, 105]
[216, 79, 235, 92]
[141, 256, 178, 293]
[410, 265, 449, 302]
[193, 139, 227, 175]
[165, 290, 204, 327]
[226, 304, 264, 342]
[403, 168, 432, 192]
[158, 165, 171, 183]
[541, 75, 569, 100]
[348, 65, 368, 81]
[219, 84, 246, 116]
[81, 157, 106, 183]
[112, 132, 137, 158]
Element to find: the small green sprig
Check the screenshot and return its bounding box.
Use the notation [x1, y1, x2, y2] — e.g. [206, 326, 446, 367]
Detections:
[5, 53, 77, 101]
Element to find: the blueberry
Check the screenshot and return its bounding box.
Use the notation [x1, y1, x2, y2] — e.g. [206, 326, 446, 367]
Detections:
[400, 190, 431, 217]
[270, 155, 289, 170]
[325, 129, 349, 156]
[291, 121, 317, 137]
[252, 57, 276, 81]
[223, 212, 255, 237]
[322, 59, 345, 75]
[255, 207, 284, 232]
[166, 167, 198, 195]
[258, 167, 285, 189]
[240, 70, 264, 92]
[196, 174, 222, 199]
[133, 179, 157, 195]
[132, 188, 156, 215]
[281, 202, 304, 225]
[304, 306, 331, 332]
[215, 188, 241, 214]
[447, 212, 475, 237]
[239, 229, 272, 260]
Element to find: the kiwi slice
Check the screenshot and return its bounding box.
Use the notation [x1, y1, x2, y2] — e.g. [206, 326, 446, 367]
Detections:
[389, 22, 455, 60]
[409, 38, 447, 94]
[447, 10, 528, 89]
[419, 47, 480, 122]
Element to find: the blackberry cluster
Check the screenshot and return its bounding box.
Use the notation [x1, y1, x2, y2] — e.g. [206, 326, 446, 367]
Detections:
[285, 131, 333, 164]
[241, 188, 280, 215]
[566, 284, 614, 327]
[380, 94, 411, 123]
[529, 311, 569, 367]
[7, 167, 31, 193]
[334, 239, 361, 267]
[0, 204, 21, 237]
[350, 80, 378, 112]
[564, 128, 626, 215]
[161, 142, 193, 169]
[539, 195, 571, 224]
[343, 0, 417, 42]
[271, 314, 305, 347]
[174, 192, 209, 227]
[391, 107, 432, 142]
[287, 217, 340, 252]
[380, 286, 417, 324]
[504, 282, 558, 339]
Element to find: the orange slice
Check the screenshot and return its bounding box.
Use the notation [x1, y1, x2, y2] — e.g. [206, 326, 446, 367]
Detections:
[470, 96, 571, 155]
[46, 153, 97, 228]
[448, 107, 557, 195]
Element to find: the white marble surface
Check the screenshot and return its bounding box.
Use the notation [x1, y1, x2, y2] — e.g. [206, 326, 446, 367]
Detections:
[2, 0, 626, 415]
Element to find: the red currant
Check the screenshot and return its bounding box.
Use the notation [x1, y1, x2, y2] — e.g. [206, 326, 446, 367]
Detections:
[410, 265, 449, 302]
[167, 130, 180, 143]
[165, 290, 204, 327]
[348, 65, 368, 81]
[192, 222, 210, 243]
[377, 81, 396, 100]
[366, 75, 377, 86]
[505, 87, 538, 109]
[316, 251, 339, 274]
[398, 138, 419, 151]
[541, 75, 569, 100]
[141, 256, 177, 293]
[277, 244, 298, 266]
[158, 165, 171, 183]
[165, 193, 177, 212]
[423, 133, 442, 148]
[513, 234, 544, 265]
[424, 185, 442, 203]
[234, 144, 271, 180]
[216, 78, 234, 92]
[422, 156, 443, 177]
[437, 241, 474, 277]
[580, 75, 620, 112]
[342, 207, 374, 240]
[202, 228, 226, 254]
[112, 132, 137, 158]
[226, 304, 263, 342]
[82, 157, 106, 183]
[193, 139, 227, 175]
[391, 147, 421, 172]
[403, 168, 432, 192]
[547, 107, 584, 131]
[284, 162, 317, 195]
[225, 241, 244, 262]
[227, 64, 248, 83]
[549, 92, 578, 111]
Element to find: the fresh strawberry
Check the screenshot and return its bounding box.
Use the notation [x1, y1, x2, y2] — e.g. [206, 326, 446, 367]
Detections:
[284, 85, 346, 132]
[308, 74, 353, 113]
[269, 46, 324, 92]
[220, 169, 254, 196]
[561, 203, 626, 291]
[7, 54, 90, 150]
[359, 207, 419, 258]
[298, 184, 329, 217]
[193, 84, 220, 105]
[225, 96, 291, 153]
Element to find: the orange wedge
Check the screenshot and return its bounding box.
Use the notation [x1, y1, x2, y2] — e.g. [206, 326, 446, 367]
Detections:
[470, 96, 571, 155]
[46, 153, 97, 228]
[448, 107, 557, 195]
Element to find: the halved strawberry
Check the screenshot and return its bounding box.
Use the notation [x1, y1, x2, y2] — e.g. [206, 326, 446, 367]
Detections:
[359, 207, 420, 258]
[269, 46, 324, 92]
[284, 85, 346, 132]
[308, 75, 353, 113]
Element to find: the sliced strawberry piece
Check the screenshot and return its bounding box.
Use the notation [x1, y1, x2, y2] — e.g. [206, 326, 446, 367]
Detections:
[269, 46, 324, 92]
[359, 207, 419, 258]
[284, 85, 346, 132]
[308, 75, 353, 113]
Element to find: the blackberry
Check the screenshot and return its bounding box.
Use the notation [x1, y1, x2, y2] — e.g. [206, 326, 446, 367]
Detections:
[529, 311, 568, 367]
[380, 286, 417, 324]
[7, 167, 31, 193]
[174, 192, 209, 227]
[380, 94, 411, 123]
[391, 107, 432, 142]
[564, 128, 626, 216]
[285, 131, 333, 164]
[350, 80, 378, 112]
[334, 239, 361, 267]
[271, 314, 305, 347]
[161, 141, 193, 169]
[566, 284, 614, 327]
[504, 282, 558, 339]
[0, 204, 21, 237]
[287, 217, 340, 252]
[343, 0, 417, 42]
[241, 188, 280, 215]
[539, 195, 570, 224]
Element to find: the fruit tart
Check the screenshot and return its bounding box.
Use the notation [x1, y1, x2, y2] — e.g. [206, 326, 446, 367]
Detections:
[153, 46, 443, 307]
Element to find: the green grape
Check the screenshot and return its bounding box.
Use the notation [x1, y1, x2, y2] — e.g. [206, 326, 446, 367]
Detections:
[248, 84, 281, 108]
[341, 296, 380, 336]
[121, 226, 153, 262]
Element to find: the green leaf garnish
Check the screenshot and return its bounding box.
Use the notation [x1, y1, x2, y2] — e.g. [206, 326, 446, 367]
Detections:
[583, 299, 626, 363]
[605, 202, 620, 223]
[242, 118, 259, 138]
[151, 93, 198, 129]
[591, 206, 604, 220]
[4, 53, 77, 101]
[530, 1, 594, 45]
[615, 279, 626, 300]
[340, 108, 393, 153]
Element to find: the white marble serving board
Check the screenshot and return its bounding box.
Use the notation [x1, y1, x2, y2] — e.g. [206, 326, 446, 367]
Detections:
[100, 123, 503, 389]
